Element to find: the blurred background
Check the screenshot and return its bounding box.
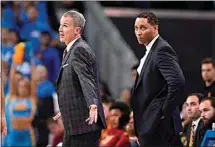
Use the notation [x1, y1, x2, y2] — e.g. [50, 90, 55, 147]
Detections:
[1, 1, 215, 147]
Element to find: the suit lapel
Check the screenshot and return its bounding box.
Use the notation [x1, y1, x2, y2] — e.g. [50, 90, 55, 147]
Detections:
[134, 50, 152, 90]
[56, 38, 82, 83]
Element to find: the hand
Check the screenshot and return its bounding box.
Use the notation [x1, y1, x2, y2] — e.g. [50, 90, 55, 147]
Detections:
[136, 138, 140, 146]
[1, 115, 7, 136]
[86, 105, 98, 125]
[53, 112, 61, 121]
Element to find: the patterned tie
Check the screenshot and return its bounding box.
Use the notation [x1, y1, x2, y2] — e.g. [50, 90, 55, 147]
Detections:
[63, 49, 68, 59]
[180, 132, 187, 147]
[189, 123, 196, 147]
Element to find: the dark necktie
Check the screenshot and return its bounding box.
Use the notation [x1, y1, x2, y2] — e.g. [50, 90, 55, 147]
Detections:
[63, 49, 68, 59]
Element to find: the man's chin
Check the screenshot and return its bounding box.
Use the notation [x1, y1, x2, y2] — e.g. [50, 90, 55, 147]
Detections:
[59, 38, 65, 43]
[138, 40, 145, 45]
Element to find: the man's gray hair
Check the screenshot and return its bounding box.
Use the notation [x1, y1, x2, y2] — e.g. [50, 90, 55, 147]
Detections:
[63, 10, 86, 33]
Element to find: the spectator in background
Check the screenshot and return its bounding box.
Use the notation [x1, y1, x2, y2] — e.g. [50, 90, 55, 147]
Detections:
[2, 70, 24, 146]
[180, 102, 191, 129]
[184, 93, 204, 147]
[1, 27, 19, 68]
[47, 117, 64, 147]
[131, 63, 139, 83]
[1, 83, 7, 136]
[2, 61, 9, 96]
[2, 1, 21, 30]
[120, 88, 131, 107]
[201, 58, 215, 97]
[6, 62, 37, 146]
[21, 1, 48, 24]
[100, 95, 114, 141]
[125, 111, 138, 147]
[198, 97, 215, 146]
[100, 101, 130, 147]
[100, 81, 112, 97]
[20, 6, 58, 53]
[4, 29, 22, 65]
[35, 31, 60, 82]
[33, 65, 55, 147]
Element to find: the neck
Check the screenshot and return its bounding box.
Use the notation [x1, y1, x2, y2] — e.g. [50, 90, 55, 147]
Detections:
[66, 35, 80, 46]
[193, 117, 200, 122]
[205, 79, 214, 87]
[144, 33, 158, 46]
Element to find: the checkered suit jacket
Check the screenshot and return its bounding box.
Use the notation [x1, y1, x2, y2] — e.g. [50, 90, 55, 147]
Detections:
[56, 38, 106, 135]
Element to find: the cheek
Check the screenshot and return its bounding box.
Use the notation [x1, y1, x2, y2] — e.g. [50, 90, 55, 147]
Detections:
[207, 111, 214, 118]
[194, 107, 200, 111]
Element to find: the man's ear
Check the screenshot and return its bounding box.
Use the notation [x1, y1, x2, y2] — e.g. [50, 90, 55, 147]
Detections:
[153, 25, 159, 32]
[75, 27, 81, 35]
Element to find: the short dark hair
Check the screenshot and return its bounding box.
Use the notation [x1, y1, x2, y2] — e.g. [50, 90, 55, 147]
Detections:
[201, 97, 215, 109]
[187, 93, 204, 103]
[201, 57, 215, 68]
[137, 12, 159, 26]
[110, 101, 131, 129]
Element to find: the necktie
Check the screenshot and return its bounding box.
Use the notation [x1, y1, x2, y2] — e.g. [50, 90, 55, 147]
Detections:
[180, 132, 187, 147]
[63, 49, 68, 59]
[189, 123, 196, 147]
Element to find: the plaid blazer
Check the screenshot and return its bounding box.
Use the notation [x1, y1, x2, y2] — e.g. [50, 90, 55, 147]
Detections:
[56, 38, 106, 135]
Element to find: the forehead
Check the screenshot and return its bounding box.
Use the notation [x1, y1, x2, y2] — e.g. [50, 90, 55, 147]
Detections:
[186, 95, 199, 103]
[110, 109, 122, 114]
[200, 100, 212, 109]
[28, 7, 37, 12]
[60, 15, 73, 24]
[135, 18, 149, 26]
[202, 63, 214, 69]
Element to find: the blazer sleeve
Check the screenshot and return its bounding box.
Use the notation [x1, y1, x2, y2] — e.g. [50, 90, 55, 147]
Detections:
[156, 46, 185, 118]
[71, 46, 98, 107]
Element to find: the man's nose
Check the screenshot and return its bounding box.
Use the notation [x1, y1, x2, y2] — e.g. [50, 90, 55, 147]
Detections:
[186, 106, 191, 111]
[137, 31, 142, 36]
[59, 26, 62, 32]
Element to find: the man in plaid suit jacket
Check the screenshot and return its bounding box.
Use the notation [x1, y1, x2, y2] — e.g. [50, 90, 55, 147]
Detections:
[54, 10, 106, 147]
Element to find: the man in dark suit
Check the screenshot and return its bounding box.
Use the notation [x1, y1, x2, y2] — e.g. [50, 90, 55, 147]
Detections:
[53, 10, 106, 147]
[131, 12, 185, 146]
[184, 93, 204, 147]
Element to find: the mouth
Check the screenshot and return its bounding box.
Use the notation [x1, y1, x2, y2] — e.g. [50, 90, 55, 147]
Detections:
[59, 34, 64, 38]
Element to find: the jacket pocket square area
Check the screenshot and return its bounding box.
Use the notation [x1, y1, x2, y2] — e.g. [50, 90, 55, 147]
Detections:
[63, 64, 69, 68]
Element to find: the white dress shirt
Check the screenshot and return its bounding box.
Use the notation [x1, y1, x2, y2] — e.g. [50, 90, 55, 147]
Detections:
[192, 117, 201, 135]
[65, 37, 80, 52]
[137, 34, 159, 75]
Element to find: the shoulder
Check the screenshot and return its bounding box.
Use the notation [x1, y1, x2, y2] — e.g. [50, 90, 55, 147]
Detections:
[73, 39, 95, 59]
[155, 37, 174, 52]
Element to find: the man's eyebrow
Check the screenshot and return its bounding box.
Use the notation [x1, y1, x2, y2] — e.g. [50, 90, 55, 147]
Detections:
[60, 22, 69, 25]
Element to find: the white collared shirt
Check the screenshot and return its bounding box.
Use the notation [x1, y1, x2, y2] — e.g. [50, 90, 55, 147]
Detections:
[137, 34, 159, 75]
[66, 37, 80, 52]
[192, 117, 201, 135]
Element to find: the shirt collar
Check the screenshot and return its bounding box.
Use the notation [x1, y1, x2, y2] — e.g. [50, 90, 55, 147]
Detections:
[66, 37, 80, 52]
[145, 34, 159, 52]
[193, 117, 201, 127]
